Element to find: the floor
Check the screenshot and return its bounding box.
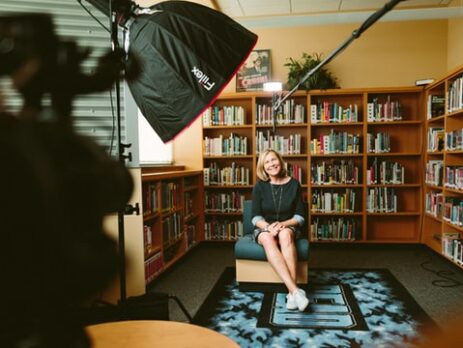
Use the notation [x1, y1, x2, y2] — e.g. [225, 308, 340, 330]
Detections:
[149, 242, 463, 333]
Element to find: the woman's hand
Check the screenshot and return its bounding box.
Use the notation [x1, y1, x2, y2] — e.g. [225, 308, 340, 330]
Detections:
[268, 222, 284, 237]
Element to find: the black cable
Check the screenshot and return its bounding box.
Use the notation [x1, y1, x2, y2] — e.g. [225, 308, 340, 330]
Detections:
[109, 88, 116, 156]
[420, 260, 463, 288]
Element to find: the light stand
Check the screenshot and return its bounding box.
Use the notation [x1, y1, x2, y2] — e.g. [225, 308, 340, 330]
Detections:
[274, 0, 405, 113]
[109, 0, 126, 304]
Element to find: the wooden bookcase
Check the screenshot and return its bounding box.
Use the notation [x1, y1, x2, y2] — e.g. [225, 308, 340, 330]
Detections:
[141, 169, 204, 283]
[202, 87, 424, 244]
[102, 168, 204, 303]
[423, 65, 463, 269]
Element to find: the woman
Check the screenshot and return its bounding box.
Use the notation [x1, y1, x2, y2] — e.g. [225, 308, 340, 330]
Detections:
[251, 149, 309, 311]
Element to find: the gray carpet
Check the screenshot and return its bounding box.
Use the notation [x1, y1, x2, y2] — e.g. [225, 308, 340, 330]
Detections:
[149, 243, 463, 334]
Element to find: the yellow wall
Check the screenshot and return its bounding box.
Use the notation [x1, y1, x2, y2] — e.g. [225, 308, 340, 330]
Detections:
[226, 20, 448, 91]
[173, 19, 452, 169]
[448, 17, 463, 71]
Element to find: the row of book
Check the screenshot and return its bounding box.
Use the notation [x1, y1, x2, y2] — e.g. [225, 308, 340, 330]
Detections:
[204, 220, 243, 241]
[204, 190, 245, 212]
[256, 131, 302, 155]
[444, 166, 463, 191]
[143, 224, 154, 254]
[185, 224, 196, 249]
[427, 127, 445, 152]
[184, 191, 195, 218]
[286, 163, 304, 184]
[310, 102, 359, 124]
[145, 251, 163, 284]
[366, 187, 397, 213]
[256, 100, 306, 125]
[311, 189, 357, 213]
[447, 75, 463, 113]
[162, 212, 183, 246]
[366, 132, 391, 153]
[442, 232, 462, 266]
[425, 191, 443, 218]
[161, 182, 180, 211]
[366, 159, 405, 185]
[203, 163, 250, 186]
[311, 160, 359, 185]
[202, 105, 246, 126]
[445, 128, 463, 151]
[426, 94, 445, 119]
[442, 198, 463, 227]
[310, 131, 361, 154]
[142, 182, 158, 216]
[203, 133, 248, 156]
[425, 160, 444, 186]
[367, 96, 403, 122]
[310, 217, 359, 241]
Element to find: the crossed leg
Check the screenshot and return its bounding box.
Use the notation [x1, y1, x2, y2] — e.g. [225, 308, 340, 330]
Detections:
[258, 228, 298, 293]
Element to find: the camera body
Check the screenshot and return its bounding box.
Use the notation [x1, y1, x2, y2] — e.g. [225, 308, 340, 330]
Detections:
[0, 13, 133, 347]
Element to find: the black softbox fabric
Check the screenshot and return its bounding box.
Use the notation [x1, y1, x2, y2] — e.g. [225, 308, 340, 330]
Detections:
[85, 0, 257, 142]
[129, 1, 257, 142]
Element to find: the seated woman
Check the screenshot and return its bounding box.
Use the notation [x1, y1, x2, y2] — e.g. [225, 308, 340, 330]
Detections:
[251, 149, 309, 311]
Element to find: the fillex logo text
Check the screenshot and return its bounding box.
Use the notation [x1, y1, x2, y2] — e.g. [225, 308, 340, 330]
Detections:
[192, 66, 215, 91]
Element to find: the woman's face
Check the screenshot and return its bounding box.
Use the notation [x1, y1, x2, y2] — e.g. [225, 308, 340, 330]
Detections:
[263, 152, 281, 177]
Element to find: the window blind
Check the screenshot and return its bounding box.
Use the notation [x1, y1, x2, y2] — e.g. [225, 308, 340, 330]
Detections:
[0, 0, 127, 154]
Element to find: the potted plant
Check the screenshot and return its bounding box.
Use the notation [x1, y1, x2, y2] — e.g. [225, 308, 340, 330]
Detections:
[284, 52, 339, 90]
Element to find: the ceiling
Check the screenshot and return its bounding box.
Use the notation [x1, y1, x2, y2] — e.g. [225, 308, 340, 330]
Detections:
[208, 0, 463, 27]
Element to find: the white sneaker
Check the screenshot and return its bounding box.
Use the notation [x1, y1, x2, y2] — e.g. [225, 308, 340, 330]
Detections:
[286, 293, 297, 310]
[292, 288, 309, 311]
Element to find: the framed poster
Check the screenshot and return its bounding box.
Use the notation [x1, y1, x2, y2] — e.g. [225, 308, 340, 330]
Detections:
[236, 49, 271, 92]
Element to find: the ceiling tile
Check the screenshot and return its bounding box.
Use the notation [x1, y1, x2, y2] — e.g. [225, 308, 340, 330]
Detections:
[238, 0, 291, 16]
[216, 0, 244, 16]
[340, 0, 389, 11]
[291, 0, 341, 13]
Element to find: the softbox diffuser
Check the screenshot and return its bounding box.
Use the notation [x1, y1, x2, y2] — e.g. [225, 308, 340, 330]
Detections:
[85, 0, 257, 142]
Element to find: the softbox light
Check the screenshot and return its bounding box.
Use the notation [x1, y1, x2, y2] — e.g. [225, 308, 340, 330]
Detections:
[85, 0, 257, 142]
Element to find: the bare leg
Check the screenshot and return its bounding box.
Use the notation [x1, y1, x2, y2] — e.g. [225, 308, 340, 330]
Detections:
[278, 228, 297, 282]
[258, 232, 298, 293]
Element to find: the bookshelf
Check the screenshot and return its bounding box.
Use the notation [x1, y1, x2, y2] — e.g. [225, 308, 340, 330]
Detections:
[141, 169, 204, 283]
[423, 65, 463, 269]
[309, 88, 423, 242]
[101, 168, 203, 303]
[202, 87, 424, 244]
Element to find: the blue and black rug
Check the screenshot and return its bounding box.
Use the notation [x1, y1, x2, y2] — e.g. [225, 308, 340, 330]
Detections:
[193, 267, 438, 347]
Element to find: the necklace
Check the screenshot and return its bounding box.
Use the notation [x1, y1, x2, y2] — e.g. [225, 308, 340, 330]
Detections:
[271, 183, 284, 221]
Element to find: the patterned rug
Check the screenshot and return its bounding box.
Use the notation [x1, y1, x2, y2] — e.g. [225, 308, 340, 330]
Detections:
[193, 267, 438, 348]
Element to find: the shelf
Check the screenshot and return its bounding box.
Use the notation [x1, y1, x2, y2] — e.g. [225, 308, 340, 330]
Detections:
[367, 120, 421, 126]
[367, 184, 421, 188]
[311, 184, 362, 188]
[256, 123, 308, 128]
[425, 184, 444, 190]
[367, 212, 420, 216]
[311, 212, 363, 216]
[366, 152, 421, 157]
[203, 125, 252, 129]
[444, 187, 463, 195]
[427, 115, 445, 123]
[311, 153, 363, 158]
[424, 212, 442, 223]
[205, 211, 243, 216]
[203, 155, 253, 159]
[143, 211, 160, 221]
[205, 185, 253, 189]
[311, 122, 363, 127]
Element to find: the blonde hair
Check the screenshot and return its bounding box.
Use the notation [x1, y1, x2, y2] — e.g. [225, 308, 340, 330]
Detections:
[256, 149, 287, 181]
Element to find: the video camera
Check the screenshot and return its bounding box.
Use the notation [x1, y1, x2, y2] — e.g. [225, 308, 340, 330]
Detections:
[0, 12, 134, 347]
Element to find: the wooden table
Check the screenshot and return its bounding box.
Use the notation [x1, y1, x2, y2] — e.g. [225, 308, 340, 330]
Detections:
[85, 320, 239, 348]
